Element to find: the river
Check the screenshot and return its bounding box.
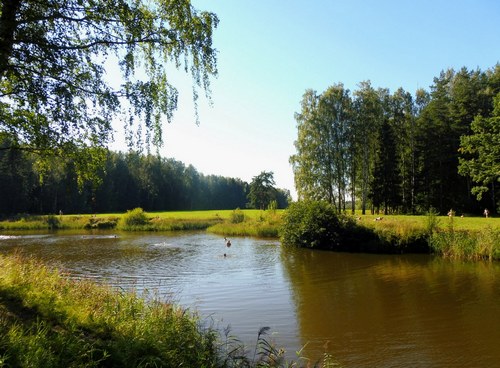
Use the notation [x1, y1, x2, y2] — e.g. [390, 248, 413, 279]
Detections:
[1, 231, 499, 367]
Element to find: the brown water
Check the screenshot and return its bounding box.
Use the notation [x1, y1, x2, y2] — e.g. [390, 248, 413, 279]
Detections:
[1, 231, 499, 367]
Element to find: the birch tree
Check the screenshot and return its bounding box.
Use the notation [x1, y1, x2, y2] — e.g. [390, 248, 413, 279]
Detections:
[0, 0, 218, 184]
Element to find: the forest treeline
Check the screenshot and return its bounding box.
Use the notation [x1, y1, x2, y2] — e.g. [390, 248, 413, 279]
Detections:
[0, 146, 290, 215]
[291, 65, 500, 216]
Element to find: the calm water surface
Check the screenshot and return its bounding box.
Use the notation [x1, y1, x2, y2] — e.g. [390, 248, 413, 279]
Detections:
[1, 231, 500, 367]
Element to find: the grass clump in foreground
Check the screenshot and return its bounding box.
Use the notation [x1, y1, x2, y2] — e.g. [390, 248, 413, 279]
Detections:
[0, 253, 220, 367]
[0, 254, 338, 368]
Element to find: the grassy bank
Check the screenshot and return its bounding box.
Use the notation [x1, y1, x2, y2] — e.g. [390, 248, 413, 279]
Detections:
[0, 253, 337, 368]
[0, 253, 224, 367]
[206, 208, 282, 238]
[1, 209, 499, 260]
[0, 209, 275, 232]
[343, 213, 500, 259]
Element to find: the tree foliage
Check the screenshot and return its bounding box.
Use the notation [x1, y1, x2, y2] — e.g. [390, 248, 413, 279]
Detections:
[0, 145, 281, 214]
[290, 84, 353, 211]
[280, 200, 342, 249]
[352, 81, 385, 214]
[291, 64, 500, 215]
[459, 92, 500, 201]
[0, 0, 218, 183]
[247, 171, 278, 210]
[369, 119, 401, 214]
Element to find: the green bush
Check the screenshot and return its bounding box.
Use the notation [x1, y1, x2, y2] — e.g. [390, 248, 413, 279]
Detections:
[46, 215, 61, 230]
[119, 208, 149, 229]
[280, 200, 342, 249]
[84, 217, 118, 229]
[229, 208, 245, 224]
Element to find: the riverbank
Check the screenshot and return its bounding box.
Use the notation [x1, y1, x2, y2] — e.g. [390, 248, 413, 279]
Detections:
[1, 253, 334, 368]
[0, 253, 219, 367]
[355, 213, 500, 260]
[0, 208, 275, 232]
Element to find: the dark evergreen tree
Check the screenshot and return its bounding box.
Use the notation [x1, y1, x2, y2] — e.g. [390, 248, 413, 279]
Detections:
[369, 119, 401, 214]
[247, 171, 277, 210]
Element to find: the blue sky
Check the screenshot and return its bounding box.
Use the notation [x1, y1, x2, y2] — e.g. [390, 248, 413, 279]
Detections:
[113, 0, 499, 199]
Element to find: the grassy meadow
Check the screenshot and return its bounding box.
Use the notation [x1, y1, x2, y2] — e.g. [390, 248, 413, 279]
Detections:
[355, 212, 498, 231]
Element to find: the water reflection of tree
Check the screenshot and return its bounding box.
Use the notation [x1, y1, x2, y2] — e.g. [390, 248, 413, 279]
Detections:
[280, 248, 500, 366]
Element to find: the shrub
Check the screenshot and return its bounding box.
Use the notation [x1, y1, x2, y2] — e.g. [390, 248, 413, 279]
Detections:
[280, 200, 342, 249]
[119, 208, 149, 229]
[84, 217, 118, 229]
[46, 215, 61, 230]
[230, 208, 245, 224]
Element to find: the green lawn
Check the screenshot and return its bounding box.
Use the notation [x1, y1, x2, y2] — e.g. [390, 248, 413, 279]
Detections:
[354, 212, 499, 232]
[146, 209, 284, 220]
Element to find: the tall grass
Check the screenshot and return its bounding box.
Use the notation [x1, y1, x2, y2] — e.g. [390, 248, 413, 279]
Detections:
[0, 215, 62, 230]
[0, 253, 222, 367]
[117, 207, 149, 230]
[117, 208, 224, 231]
[0, 214, 119, 231]
[353, 212, 500, 257]
[429, 216, 500, 260]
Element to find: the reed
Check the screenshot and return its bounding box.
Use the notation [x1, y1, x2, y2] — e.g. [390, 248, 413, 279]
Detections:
[429, 219, 500, 260]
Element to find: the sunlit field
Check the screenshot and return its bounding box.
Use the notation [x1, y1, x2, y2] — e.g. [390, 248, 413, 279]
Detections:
[354, 212, 499, 232]
[0, 209, 497, 232]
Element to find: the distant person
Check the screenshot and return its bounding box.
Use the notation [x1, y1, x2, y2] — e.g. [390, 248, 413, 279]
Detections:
[484, 208, 490, 218]
[224, 237, 231, 257]
[447, 209, 454, 217]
